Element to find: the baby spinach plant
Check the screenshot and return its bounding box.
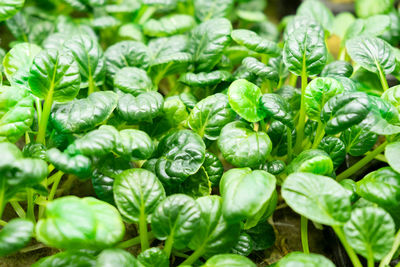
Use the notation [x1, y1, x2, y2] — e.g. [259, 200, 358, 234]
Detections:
[0, 0, 400, 266]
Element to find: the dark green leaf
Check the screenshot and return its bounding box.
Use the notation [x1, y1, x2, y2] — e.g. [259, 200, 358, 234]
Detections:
[231, 30, 280, 57]
[47, 148, 92, 178]
[318, 136, 346, 168]
[276, 252, 335, 267]
[0, 0, 25, 22]
[113, 67, 153, 95]
[287, 149, 333, 176]
[137, 247, 169, 267]
[143, 14, 195, 37]
[32, 251, 96, 267]
[0, 218, 34, 257]
[203, 254, 256, 267]
[260, 93, 293, 128]
[297, 0, 334, 33]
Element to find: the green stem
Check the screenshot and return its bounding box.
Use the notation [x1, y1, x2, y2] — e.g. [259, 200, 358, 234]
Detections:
[36, 92, 53, 145]
[48, 171, 63, 202]
[0, 219, 7, 226]
[117, 232, 154, 249]
[311, 121, 325, 149]
[377, 65, 389, 91]
[35, 97, 42, 127]
[261, 54, 269, 65]
[26, 189, 35, 222]
[10, 201, 26, 218]
[164, 236, 174, 258]
[139, 210, 149, 251]
[337, 141, 387, 181]
[137, 6, 156, 25]
[301, 216, 309, 254]
[180, 247, 205, 266]
[367, 247, 375, 267]
[288, 73, 298, 87]
[260, 120, 267, 132]
[287, 127, 293, 162]
[0, 179, 6, 220]
[88, 76, 96, 95]
[294, 68, 308, 154]
[380, 229, 400, 267]
[333, 226, 363, 267]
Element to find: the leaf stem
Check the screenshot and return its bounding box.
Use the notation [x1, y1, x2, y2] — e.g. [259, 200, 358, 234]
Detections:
[377, 65, 389, 91]
[337, 141, 387, 181]
[311, 121, 325, 149]
[48, 171, 64, 202]
[117, 232, 154, 249]
[35, 97, 42, 128]
[10, 201, 26, 218]
[0, 219, 7, 226]
[88, 76, 96, 95]
[287, 127, 293, 162]
[164, 236, 174, 258]
[36, 92, 53, 145]
[332, 226, 362, 267]
[139, 210, 150, 251]
[288, 73, 298, 87]
[380, 229, 400, 267]
[0, 179, 6, 220]
[27, 189, 35, 222]
[180, 247, 205, 266]
[301, 216, 310, 254]
[367, 247, 374, 267]
[294, 68, 308, 154]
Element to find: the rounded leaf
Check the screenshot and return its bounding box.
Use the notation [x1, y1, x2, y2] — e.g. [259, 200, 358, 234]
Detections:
[276, 252, 335, 267]
[47, 148, 92, 178]
[287, 149, 334, 176]
[137, 247, 169, 267]
[203, 254, 256, 267]
[96, 248, 140, 267]
[117, 92, 163, 124]
[231, 29, 280, 56]
[114, 67, 153, 96]
[143, 14, 195, 37]
[282, 172, 351, 225]
[0, 218, 34, 257]
[0, 0, 24, 22]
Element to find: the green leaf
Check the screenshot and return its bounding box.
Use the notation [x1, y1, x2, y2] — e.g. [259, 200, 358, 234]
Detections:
[385, 141, 400, 173]
[23, 142, 46, 160]
[321, 61, 353, 78]
[231, 232, 253, 256]
[202, 254, 256, 267]
[47, 148, 92, 178]
[344, 15, 391, 42]
[356, 167, 400, 223]
[228, 79, 265, 122]
[189, 196, 241, 255]
[104, 41, 149, 82]
[332, 12, 355, 40]
[116, 129, 155, 161]
[189, 18, 232, 72]
[65, 125, 119, 157]
[203, 151, 224, 186]
[151, 194, 201, 249]
[346, 36, 396, 75]
[63, 34, 106, 89]
[114, 168, 165, 223]
[143, 14, 195, 37]
[382, 85, 400, 112]
[154, 130, 206, 185]
[137, 247, 169, 267]
[179, 167, 211, 198]
[355, 0, 394, 18]
[367, 96, 400, 135]
[297, 0, 334, 33]
[96, 248, 140, 267]
[36, 196, 125, 250]
[246, 220, 276, 250]
[188, 93, 236, 140]
[117, 92, 164, 124]
[340, 115, 378, 156]
[50, 91, 118, 133]
[287, 149, 334, 176]
[218, 121, 272, 168]
[114, 67, 153, 95]
[32, 251, 96, 267]
[276, 252, 335, 267]
[305, 77, 344, 122]
[321, 92, 371, 135]
[231, 30, 280, 57]
[318, 136, 346, 168]
[260, 93, 293, 128]
[242, 57, 279, 84]
[194, 0, 233, 22]
[275, 85, 301, 111]
[283, 17, 327, 76]
[282, 172, 351, 225]
[344, 206, 395, 260]
[28, 49, 81, 101]
[0, 0, 25, 22]
[236, 10, 266, 23]
[179, 71, 232, 87]
[2, 43, 42, 90]
[220, 168, 276, 223]
[0, 218, 33, 257]
[0, 85, 34, 142]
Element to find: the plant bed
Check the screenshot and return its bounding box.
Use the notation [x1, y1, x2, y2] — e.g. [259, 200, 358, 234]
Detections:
[0, 0, 400, 266]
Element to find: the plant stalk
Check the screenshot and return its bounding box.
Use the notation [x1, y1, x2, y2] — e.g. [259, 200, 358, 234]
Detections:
[48, 171, 63, 202]
[380, 229, 400, 267]
[164, 236, 174, 258]
[36, 93, 53, 145]
[337, 141, 387, 181]
[332, 226, 362, 267]
[180, 247, 205, 266]
[117, 232, 154, 249]
[139, 210, 150, 251]
[377, 65, 389, 91]
[287, 127, 293, 162]
[301, 216, 310, 254]
[0, 179, 6, 220]
[288, 73, 298, 87]
[27, 189, 35, 222]
[311, 121, 325, 149]
[294, 67, 308, 154]
[10, 201, 26, 218]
